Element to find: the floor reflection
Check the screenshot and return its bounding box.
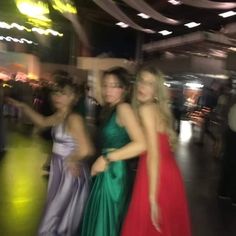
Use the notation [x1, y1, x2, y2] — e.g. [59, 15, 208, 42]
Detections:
[0, 132, 47, 236]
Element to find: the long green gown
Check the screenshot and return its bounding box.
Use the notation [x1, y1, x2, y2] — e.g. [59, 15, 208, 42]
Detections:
[81, 111, 130, 236]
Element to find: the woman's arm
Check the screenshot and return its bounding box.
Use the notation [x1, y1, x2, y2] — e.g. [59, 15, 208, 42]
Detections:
[91, 103, 146, 176]
[139, 104, 160, 203]
[7, 98, 60, 128]
[67, 113, 95, 160]
[106, 103, 146, 161]
[139, 104, 161, 231]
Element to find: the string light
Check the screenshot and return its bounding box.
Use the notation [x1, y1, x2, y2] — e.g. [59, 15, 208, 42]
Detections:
[0, 35, 38, 45]
[32, 27, 63, 36]
[0, 21, 63, 37]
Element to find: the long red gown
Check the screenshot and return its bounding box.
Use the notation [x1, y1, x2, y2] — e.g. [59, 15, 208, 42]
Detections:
[121, 133, 191, 236]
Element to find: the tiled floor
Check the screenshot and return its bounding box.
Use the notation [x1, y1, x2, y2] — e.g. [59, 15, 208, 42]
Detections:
[0, 120, 236, 236]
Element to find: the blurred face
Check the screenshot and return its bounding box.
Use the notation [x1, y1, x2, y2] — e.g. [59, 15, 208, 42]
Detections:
[136, 71, 156, 103]
[51, 85, 76, 110]
[102, 74, 125, 105]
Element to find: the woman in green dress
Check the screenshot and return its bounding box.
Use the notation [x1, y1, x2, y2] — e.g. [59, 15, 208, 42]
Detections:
[81, 67, 145, 236]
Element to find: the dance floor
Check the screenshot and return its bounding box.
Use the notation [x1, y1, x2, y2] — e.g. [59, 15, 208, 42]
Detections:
[0, 120, 236, 236]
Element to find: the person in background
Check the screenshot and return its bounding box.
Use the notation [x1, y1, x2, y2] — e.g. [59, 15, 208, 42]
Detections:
[81, 67, 145, 236]
[7, 77, 94, 236]
[121, 66, 191, 236]
[171, 87, 184, 134]
[36, 79, 54, 171]
[213, 82, 232, 158]
[218, 91, 236, 205]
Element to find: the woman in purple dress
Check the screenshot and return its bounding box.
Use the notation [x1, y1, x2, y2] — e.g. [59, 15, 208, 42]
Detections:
[8, 77, 94, 236]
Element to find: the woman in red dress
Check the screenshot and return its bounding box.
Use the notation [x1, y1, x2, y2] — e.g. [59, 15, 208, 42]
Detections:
[121, 66, 191, 236]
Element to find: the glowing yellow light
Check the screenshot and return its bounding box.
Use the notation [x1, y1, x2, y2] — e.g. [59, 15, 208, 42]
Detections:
[16, 0, 50, 18]
[28, 73, 38, 80]
[52, 0, 77, 14]
[18, 2, 48, 16]
[3, 83, 12, 88]
[27, 17, 51, 28]
[16, 0, 51, 24]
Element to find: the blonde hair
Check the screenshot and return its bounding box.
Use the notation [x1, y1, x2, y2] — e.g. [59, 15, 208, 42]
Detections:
[133, 66, 178, 151]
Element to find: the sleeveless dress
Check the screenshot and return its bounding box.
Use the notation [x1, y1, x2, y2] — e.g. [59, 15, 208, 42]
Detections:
[81, 111, 130, 236]
[38, 123, 90, 236]
[121, 133, 191, 236]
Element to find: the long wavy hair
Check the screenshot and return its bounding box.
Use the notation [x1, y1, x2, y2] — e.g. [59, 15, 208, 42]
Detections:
[132, 65, 177, 150]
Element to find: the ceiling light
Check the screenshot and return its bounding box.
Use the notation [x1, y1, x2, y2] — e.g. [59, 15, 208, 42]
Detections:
[229, 47, 236, 52]
[164, 82, 171, 87]
[137, 13, 150, 19]
[116, 22, 129, 28]
[219, 11, 236, 18]
[184, 22, 201, 28]
[144, 29, 155, 33]
[198, 74, 228, 79]
[185, 82, 204, 89]
[168, 0, 181, 5]
[158, 30, 172, 36]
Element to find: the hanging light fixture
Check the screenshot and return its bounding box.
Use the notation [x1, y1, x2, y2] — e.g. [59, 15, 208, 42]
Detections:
[94, 0, 155, 33]
[123, 0, 180, 25]
[51, 0, 89, 47]
[181, 0, 236, 9]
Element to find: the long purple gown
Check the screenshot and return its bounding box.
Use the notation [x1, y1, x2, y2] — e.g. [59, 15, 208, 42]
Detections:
[38, 123, 90, 236]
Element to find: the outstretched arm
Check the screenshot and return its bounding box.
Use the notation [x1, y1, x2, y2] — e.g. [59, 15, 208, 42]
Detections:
[7, 97, 60, 128]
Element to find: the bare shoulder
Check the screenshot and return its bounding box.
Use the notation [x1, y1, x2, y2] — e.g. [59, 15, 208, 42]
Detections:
[117, 103, 133, 113]
[116, 103, 134, 118]
[116, 103, 136, 126]
[67, 113, 84, 127]
[138, 104, 157, 131]
[139, 103, 156, 118]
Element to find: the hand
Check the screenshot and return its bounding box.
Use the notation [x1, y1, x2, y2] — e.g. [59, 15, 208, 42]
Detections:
[91, 156, 108, 176]
[66, 160, 81, 177]
[6, 97, 23, 109]
[150, 201, 161, 232]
